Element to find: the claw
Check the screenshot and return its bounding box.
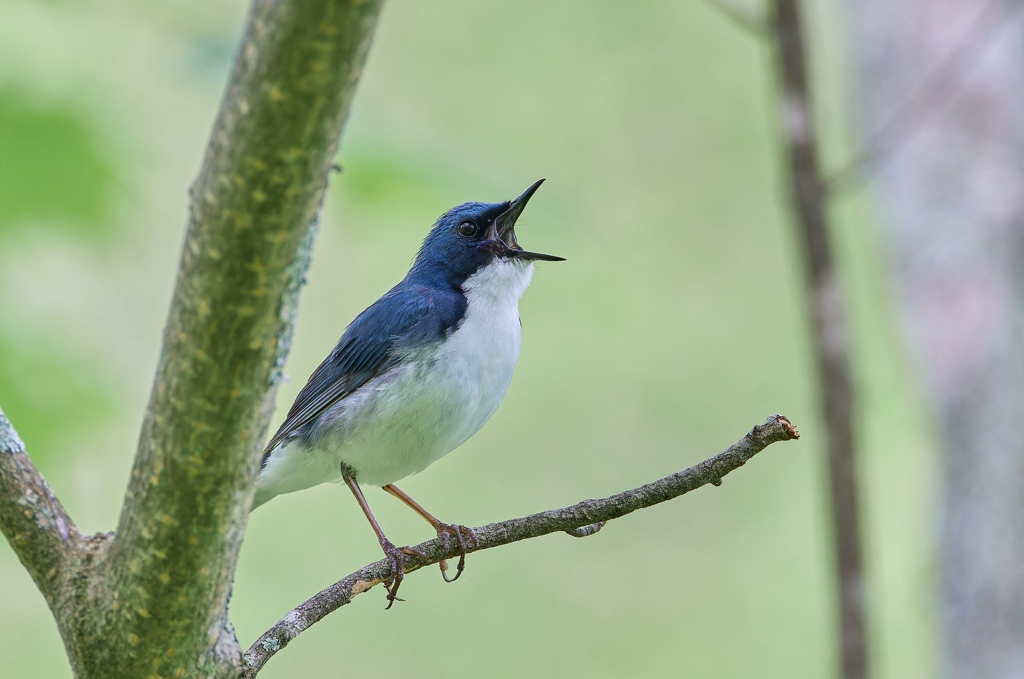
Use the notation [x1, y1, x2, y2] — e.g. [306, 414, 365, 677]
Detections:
[380, 540, 426, 609]
[435, 523, 476, 584]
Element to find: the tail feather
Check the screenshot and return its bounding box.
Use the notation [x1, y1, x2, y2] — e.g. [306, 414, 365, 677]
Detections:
[250, 486, 275, 511]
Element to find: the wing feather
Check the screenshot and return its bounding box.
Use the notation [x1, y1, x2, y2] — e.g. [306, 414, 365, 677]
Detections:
[263, 284, 464, 453]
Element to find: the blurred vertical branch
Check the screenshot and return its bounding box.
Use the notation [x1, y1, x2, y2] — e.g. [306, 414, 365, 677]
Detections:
[769, 2, 868, 678]
[708, 0, 870, 673]
[850, 0, 1024, 676]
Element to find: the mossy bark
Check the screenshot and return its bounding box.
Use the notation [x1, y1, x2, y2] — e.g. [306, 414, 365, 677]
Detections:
[0, 2, 383, 677]
[94, 2, 383, 676]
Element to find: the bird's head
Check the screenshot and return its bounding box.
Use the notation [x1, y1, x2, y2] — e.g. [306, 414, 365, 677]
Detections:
[410, 179, 564, 288]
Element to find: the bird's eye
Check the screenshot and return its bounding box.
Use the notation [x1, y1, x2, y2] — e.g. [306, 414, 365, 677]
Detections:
[457, 221, 477, 237]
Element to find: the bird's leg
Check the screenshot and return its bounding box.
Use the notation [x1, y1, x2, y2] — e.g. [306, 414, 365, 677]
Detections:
[381, 483, 477, 583]
[343, 475, 426, 609]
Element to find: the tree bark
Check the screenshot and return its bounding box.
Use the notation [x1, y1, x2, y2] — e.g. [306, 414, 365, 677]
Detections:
[96, 1, 382, 675]
[0, 1, 383, 677]
[0, 2, 806, 677]
[4, 397, 799, 676]
[0, 406, 81, 611]
[849, 0, 1024, 676]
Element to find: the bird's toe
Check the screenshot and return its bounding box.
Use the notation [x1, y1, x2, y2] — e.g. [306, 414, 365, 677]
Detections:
[435, 523, 476, 583]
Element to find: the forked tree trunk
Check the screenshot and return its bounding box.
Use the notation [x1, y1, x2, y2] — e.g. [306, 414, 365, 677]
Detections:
[0, 1, 384, 676]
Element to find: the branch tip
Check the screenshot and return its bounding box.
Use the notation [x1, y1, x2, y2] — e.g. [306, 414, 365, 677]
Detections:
[774, 414, 800, 440]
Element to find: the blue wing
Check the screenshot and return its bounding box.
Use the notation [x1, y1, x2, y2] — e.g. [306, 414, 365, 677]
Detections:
[263, 283, 466, 455]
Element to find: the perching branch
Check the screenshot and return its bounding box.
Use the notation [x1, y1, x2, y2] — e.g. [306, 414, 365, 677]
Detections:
[0, 405, 83, 610]
[769, 3, 867, 679]
[242, 414, 800, 677]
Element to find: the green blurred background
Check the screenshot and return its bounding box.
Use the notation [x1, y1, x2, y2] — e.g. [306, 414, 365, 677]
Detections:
[0, 1, 936, 677]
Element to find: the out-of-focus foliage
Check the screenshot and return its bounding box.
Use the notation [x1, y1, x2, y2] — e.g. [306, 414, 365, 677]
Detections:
[0, 90, 116, 234]
[0, 1, 936, 678]
[0, 88, 119, 468]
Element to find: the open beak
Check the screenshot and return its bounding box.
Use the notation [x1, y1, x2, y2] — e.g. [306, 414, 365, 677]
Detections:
[489, 179, 565, 262]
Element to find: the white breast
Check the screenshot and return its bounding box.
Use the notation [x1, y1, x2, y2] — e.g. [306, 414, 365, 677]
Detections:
[255, 259, 535, 504]
[433, 258, 535, 439]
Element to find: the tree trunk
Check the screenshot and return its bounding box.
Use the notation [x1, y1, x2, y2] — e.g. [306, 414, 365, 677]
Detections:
[0, 1, 383, 676]
[850, 1, 1024, 676]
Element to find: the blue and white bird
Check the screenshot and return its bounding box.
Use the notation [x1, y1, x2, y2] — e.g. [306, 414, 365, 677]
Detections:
[254, 179, 562, 606]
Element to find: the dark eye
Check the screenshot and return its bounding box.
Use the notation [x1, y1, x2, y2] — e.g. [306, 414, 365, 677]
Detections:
[457, 221, 477, 237]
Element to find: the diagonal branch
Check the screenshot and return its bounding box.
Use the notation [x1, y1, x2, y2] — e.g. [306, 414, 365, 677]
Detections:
[0, 404, 83, 609]
[243, 414, 800, 677]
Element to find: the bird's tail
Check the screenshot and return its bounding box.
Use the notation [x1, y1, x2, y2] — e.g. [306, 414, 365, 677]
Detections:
[250, 487, 275, 511]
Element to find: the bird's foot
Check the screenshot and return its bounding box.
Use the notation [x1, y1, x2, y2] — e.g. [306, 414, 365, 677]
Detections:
[435, 523, 477, 583]
[380, 540, 426, 610]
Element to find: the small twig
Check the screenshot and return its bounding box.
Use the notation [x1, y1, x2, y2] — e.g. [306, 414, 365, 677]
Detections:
[705, 0, 771, 35]
[243, 414, 800, 677]
[566, 521, 606, 538]
[0, 404, 83, 609]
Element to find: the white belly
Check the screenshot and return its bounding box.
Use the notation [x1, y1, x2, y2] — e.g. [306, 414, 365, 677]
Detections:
[255, 260, 533, 505]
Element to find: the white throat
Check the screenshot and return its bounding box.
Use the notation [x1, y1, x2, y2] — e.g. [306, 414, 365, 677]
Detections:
[461, 257, 535, 307]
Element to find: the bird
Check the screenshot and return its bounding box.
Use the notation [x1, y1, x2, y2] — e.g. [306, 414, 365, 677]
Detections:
[253, 179, 563, 607]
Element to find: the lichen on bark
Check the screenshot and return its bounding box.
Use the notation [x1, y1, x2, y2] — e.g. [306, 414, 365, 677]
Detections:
[0, 2, 384, 678]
